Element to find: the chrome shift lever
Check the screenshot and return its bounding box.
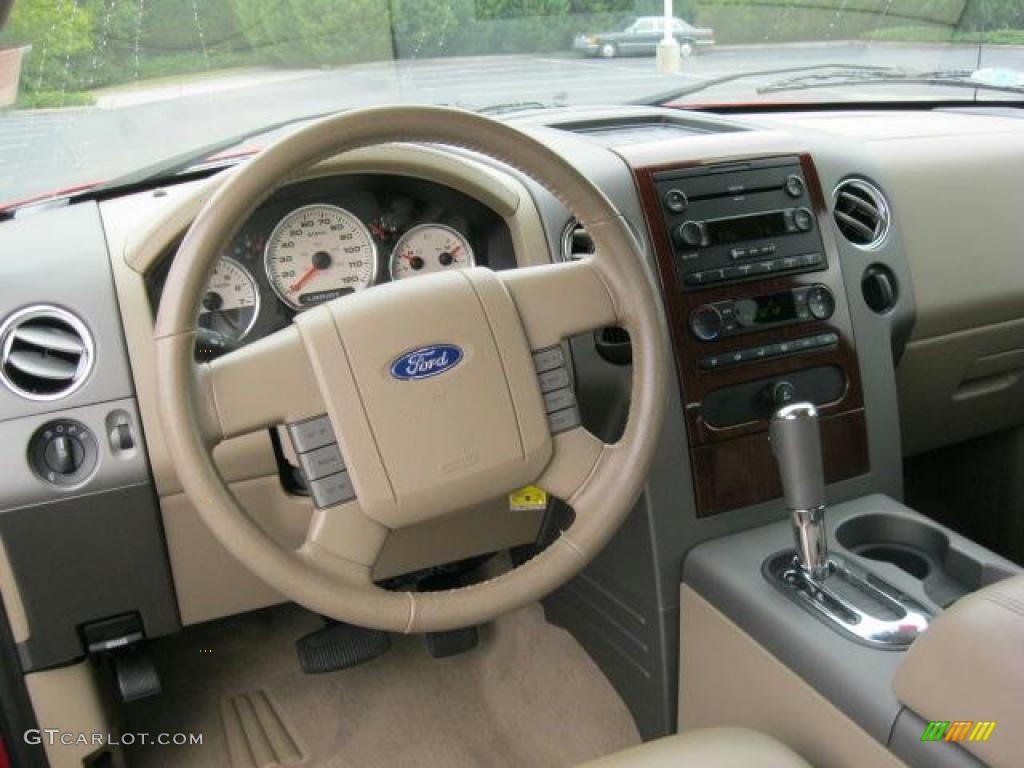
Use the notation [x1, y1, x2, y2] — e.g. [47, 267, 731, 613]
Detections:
[770, 402, 828, 579]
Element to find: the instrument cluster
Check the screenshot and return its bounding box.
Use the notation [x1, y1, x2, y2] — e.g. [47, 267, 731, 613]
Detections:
[149, 174, 516, 351]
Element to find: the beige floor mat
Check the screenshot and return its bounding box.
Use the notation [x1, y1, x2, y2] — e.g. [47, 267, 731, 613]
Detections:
[123, 602, 639, 768]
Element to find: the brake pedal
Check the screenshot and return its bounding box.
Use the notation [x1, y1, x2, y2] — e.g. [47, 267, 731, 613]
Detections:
[296, 621, 390, 674]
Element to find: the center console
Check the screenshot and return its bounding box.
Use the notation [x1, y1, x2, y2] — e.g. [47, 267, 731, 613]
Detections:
[633, 153, 868, 516]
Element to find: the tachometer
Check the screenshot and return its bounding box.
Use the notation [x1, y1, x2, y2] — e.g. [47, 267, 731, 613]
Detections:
[198, 257, 259, 342]
[389, 224, 474, 280]
[265, 204, 377, 310]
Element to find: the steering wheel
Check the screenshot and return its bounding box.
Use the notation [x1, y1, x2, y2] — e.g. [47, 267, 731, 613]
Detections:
[155, 106, 668, 633]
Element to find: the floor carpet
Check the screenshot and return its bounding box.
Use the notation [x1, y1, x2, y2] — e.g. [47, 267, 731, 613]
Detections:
[123, 602, 639, 768]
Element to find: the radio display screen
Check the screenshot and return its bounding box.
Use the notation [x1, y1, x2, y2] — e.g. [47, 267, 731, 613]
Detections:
[706, 211, 788, 246]
[736, 293, 797, 326]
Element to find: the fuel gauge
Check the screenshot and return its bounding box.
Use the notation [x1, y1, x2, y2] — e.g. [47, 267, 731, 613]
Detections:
[389, 224, 474, 280]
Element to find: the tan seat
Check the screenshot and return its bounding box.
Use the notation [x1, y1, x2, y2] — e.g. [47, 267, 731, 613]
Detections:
[579, 727, 811, 768]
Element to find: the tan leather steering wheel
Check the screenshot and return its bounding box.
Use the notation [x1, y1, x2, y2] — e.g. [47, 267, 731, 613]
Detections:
[155, 106, 668, 633]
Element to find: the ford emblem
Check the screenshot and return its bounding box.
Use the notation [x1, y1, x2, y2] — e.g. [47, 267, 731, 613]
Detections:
[390, 344, 463, 381]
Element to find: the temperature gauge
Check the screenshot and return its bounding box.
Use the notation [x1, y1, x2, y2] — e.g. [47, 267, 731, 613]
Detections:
[389, 224, 474, 280]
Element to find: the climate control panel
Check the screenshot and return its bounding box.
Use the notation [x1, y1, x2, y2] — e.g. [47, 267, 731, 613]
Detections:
[689, 285, 835, 342]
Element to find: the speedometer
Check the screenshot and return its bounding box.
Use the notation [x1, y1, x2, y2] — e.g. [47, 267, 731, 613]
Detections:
[264, 204, 376, 310]
[389, 224, 474, 280]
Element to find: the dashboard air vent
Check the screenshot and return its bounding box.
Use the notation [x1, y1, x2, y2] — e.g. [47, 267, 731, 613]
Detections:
[833, 179, 890, 249]
[561, 219, 595, 261]
[0, 306, 94, 401]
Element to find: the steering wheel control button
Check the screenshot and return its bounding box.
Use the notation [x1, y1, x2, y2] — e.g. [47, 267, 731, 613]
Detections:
[309, 470, 356, 509]
[663, 188, 688, 213]
[532, 346, 565, 374]
[689, 305, 723, 342]
[531, 346, 581, 435]
[537, 366, 570, 393]
[299, 443, 346, 482]
[547, 407, 581, 434]
[288, 415, 336, 454]
[543, 387, 577, 414]
[29, 419, 99, 486]
[807, 285, 836, 320]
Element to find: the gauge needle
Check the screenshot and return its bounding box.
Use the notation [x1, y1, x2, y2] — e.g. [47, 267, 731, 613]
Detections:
[288, 264, 318, 294]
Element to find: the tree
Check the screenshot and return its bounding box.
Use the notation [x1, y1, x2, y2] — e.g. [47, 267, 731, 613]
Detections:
[2, 0, 94, 93]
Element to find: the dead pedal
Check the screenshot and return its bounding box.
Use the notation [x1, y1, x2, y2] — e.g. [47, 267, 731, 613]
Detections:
[295, 620, 390, 674]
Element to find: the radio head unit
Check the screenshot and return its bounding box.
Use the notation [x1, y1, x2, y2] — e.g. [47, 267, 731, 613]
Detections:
[653, 156, 827, 290]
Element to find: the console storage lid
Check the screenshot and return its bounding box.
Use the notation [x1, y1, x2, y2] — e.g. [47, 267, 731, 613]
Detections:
[894, 574, 1024, 768]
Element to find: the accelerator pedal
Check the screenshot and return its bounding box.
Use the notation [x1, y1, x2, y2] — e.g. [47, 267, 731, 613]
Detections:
[296, 620, 390, 674]
[419, 569, 480, 658]
[426, 626, 479, 658]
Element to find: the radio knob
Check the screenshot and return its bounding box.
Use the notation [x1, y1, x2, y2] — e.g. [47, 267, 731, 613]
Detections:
[794, 207, 814, 232]
[690, 305, 723, 342]
[807, 285, 835, 320]
[664, 188, 689, 213]
[676, 220, 705, 248]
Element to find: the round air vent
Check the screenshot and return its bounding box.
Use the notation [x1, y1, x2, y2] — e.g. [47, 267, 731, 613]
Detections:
[0, 306, 94, 401]
[833, 179, 890, 249]
[560, 218, 595, 261]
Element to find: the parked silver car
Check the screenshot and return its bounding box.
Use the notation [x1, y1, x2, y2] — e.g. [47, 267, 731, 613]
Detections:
[574, 16, 716, 59]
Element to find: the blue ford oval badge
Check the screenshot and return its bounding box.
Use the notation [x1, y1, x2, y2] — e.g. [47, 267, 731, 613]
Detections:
[390, 345, 463, 381]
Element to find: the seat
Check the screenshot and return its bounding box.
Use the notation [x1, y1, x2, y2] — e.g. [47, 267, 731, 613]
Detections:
[578, 727, 811, 768]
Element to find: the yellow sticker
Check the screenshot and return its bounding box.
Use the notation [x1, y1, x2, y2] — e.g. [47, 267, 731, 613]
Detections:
[508, 485, 548, 512]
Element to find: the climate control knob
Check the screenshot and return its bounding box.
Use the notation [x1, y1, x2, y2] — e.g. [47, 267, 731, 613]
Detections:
[689, 304, 724, 342]
[676, 220, 705, 248]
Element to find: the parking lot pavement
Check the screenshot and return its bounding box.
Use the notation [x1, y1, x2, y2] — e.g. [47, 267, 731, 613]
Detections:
[4, 43, 1024, 206]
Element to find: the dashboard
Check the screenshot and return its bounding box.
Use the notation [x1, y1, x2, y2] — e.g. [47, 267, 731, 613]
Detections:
[146, 173, 516, 351]
[2, 104, 1024, 699]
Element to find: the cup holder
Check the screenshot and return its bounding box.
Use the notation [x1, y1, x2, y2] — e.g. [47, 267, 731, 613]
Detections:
[835, 514, 983, 607]
[854, 544, 930, 579]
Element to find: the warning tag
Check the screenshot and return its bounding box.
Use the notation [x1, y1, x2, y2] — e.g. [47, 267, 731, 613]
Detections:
[508, 485, 548, 512]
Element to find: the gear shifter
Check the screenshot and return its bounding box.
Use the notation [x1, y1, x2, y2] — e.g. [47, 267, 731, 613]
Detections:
[770, 402, 828, 578]
[765, 402, 931, 647]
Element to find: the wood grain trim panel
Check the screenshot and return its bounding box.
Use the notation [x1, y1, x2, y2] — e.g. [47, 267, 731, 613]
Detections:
[630, 152, 868, 516]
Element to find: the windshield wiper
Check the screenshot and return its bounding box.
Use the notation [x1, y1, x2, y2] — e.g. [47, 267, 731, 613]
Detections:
[475, 97, 566, 116]
[634, 63, 898, 106]
[758, 68, 1024, 97]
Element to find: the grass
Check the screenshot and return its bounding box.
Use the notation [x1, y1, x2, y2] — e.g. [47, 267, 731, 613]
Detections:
[15, 90, 95, 108]
[864, 26, 1024, 45]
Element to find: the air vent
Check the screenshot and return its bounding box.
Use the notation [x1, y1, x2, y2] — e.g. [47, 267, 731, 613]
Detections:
[560, 219, 595, 261]
[833, 179, 890, 249]
[0, 306, 93, 401]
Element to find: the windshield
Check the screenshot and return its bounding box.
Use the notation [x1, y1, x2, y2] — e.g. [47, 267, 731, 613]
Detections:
[1, 0, 1022, 208]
